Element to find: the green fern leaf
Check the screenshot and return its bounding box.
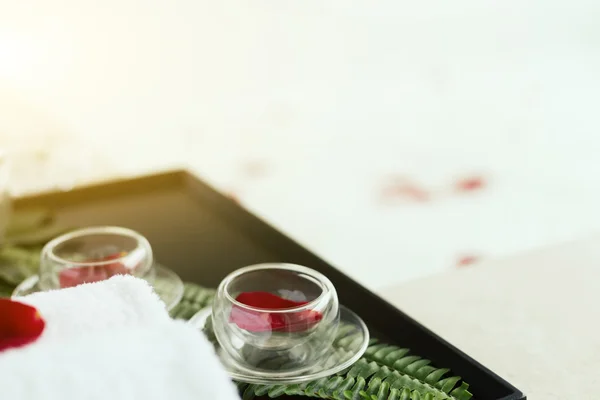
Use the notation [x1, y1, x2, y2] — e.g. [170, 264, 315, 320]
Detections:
[361, 344, 470, 399]
[0, 243, 474, 400]
[333, 376, 357, 399]
[344, 375, 367, 399]
[167, 283, 473, 400]
[243, 384, 258, 400]
[374, 381, 391, 400]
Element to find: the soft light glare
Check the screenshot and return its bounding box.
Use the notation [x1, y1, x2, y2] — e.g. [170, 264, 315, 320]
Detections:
[0, 28, 72, 90]
[0, 32, 37, 84]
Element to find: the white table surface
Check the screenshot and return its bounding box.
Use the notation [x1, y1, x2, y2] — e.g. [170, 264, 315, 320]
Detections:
[382, 236, 600, 400]
[2, 0, 600, 292]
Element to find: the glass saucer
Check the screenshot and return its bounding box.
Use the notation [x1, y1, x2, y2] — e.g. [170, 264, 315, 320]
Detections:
[12, 263, 184, 311]
[188, 305, 369, 384]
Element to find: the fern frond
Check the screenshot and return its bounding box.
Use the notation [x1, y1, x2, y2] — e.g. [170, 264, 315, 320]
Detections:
[0, 246, 473, 400]
[167, 283, 472, 400]
[245, 359, 461, 400]
[361, 345, 470, 399]
[0, 246, 41, 288]
[168, 282, 216, 319]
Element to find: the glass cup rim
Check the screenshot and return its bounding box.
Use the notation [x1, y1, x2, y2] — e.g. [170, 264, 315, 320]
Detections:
[41, 226, 153, 269]
[219, 263, 337, 314]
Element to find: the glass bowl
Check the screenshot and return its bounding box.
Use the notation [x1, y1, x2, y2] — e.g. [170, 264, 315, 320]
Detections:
[190, 263, 369, 384]
[38, 226, 153, 290]
[12, 226, 183, 310]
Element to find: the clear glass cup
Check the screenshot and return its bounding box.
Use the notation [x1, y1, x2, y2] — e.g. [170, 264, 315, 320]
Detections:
[189, 263, 370, 384]
[13, 226, 184, 310]
[38, 226, 153, 290]
[212, 263, 340, 375]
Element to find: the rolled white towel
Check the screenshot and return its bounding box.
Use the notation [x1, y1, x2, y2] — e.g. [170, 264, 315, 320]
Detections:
[3, 275, 240, 399]
[0, 320, 240, 400]
[15, 275, 171, 343]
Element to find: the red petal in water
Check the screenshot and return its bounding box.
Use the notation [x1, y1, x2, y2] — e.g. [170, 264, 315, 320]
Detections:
[230, 291, 323, 333]
[58, 252, 130, 289]
[0, 299, 46, 352]
[59, 266, 105, 288]
[235, 291, 307, 309]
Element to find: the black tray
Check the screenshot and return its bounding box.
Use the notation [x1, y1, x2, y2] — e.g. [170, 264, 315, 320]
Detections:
[14, 170, 525, 400]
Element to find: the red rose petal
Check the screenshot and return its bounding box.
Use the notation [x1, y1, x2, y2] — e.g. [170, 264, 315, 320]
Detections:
[269, 309, 323, 333]
[456, 176, 485, 192]
[230, 291, 323, 333]
[0, 299, 45, 352]
[235, 291, 307, 309]
[59, 266, 109, 288]
[380, 177, 431, 203]
[457, 255, 480, 267]
[58, 252, 130, 289]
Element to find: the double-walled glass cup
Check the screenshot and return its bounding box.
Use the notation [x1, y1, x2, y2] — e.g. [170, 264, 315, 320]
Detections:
[13, 226, 183, 310]
[38, 226, 153, 290]
[212, 264, 340, 376]
[189, 263, 370, 384]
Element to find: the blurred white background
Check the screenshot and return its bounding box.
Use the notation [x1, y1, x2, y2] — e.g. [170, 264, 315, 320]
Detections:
[1, 0, 600, 290]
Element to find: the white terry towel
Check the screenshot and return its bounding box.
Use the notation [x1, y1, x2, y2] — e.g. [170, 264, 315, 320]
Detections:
[15, 275, 171, 342]
[0, 320, 241, 400]
[2, 275, 240, 399]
